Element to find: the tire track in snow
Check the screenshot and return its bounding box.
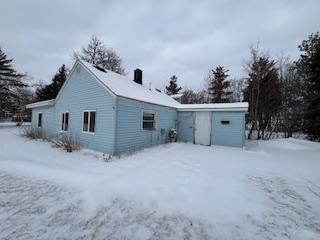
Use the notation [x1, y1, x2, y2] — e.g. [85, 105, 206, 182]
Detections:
[0, 171, 212, 240]
[247, 175, 320, 239]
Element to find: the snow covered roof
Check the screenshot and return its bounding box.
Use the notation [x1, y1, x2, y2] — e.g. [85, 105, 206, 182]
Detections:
[178, 102, 248, 111]
[26, 60, 248, 112]
[26, 99, 55, 109]
[80, 60, 180, 108]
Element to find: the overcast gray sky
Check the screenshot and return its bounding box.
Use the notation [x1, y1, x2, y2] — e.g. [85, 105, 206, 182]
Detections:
[1, 0, 319, 90]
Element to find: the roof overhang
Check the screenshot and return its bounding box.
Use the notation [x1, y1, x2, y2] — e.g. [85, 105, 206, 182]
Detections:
[177, 102, 249, 112]
[26, 99, 55, 109]
[178, 107, 248, 112]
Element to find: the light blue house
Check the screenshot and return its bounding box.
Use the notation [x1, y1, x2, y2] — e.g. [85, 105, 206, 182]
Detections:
[27, 59, 248, 155]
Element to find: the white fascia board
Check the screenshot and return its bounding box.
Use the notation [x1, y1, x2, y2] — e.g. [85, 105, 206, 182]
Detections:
[77, 60, 117, 98]
[26, 99, 55, 109]
[178, 107, 248, 112]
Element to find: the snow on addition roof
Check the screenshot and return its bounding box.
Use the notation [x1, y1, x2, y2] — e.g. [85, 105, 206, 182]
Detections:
[178, 102, 249, 111]
[26, 99, 55, 109]
[26, 60, 248, 112]
[80, 60, 180, 108]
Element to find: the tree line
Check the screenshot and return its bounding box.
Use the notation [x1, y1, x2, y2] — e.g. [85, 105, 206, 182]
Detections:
[164, 32, 320, 141]
[1, 33, 319, 141]
[0, 35, 126, 121]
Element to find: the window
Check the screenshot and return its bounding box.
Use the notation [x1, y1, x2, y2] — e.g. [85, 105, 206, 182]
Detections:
[142, 112, 156, 130]
[38, 113, 42, 127]
[61, 112, 69, 131]
[83, 111, 96, 133]
[221, 120, 230, 125]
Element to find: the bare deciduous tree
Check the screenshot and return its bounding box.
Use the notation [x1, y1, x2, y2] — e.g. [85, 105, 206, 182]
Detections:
[229, 78, 246, 102]
[76, 35, 125, 75]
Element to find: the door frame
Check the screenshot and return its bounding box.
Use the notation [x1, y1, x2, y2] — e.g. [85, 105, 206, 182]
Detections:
[193, 111, 212, 146]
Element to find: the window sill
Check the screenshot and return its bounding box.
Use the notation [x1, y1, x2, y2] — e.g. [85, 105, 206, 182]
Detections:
[82, 131, 96, 135]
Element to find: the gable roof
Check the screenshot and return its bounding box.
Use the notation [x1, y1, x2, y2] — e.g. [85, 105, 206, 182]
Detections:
[27, 59, 248, 112]
[80, 60, 180, 108]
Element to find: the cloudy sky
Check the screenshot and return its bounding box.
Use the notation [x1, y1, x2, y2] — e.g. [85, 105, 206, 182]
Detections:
[1, 0, 319, 90]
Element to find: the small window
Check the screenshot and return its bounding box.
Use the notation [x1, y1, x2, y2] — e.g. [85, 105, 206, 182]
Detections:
[142, 112, 156, 130]
[83, 111, 96, 133]
[38, 113, 42, 127]
[221, 120, 230, 125]
[61, 112, 69, 131]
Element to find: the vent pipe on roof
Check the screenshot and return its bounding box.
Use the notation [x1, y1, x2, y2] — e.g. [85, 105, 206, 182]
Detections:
[94, 65, 106, 72]
[134, 69, 142, 85]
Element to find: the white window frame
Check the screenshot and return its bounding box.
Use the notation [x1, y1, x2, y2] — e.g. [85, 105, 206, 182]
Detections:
[37, 112, 42, 128]
[82, 110, 96, 134]
[60, 111, 69, 132]
[141, 110, 156, 131]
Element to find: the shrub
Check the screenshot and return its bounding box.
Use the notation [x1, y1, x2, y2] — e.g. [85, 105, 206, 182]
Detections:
[52, 134, 80, 152]
[21, 126, 47, 140]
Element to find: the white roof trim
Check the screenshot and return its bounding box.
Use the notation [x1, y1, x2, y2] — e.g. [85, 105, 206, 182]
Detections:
[77, 60, 117, 98]
[26, 60, 249, 112]
[178, 107, 248, 112]
[80, 60, 180, 108]
[26, 99, 55, 109]
[54, 60, 117, 104]
[54, 60, 77, 103]
[178, 102, 248, 112]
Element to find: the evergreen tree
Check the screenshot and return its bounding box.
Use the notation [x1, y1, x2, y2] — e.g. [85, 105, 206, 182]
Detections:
[296, 32, 320, 141]
[278, 59, 304, 138]
[0, 47, 25, 115]
[207, 66, 232, 103]
[165, 75, 182, 95]
[244, 52, 282, 140]
[35, 64, 68, 101]
[77, 35, 125, 75]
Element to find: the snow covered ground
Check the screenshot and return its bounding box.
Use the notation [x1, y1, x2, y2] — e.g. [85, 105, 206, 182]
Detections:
[0, 125, 320, 239]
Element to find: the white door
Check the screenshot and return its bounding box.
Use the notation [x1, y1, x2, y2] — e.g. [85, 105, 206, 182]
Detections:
[195, 112, 211, 145]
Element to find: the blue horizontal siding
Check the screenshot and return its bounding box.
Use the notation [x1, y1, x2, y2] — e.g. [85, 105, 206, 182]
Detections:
[115, 97, 177, 154]
[31, 63, 116, 154]
[211, 111, 245, 147]
[29, 62, 246, 153]
[31, 106, 54, 138]
[177, 110, 245, 147]
[53, 63, 116, 154]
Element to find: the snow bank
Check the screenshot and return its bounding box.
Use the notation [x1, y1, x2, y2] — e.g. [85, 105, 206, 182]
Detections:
[1, 126, 320, 239]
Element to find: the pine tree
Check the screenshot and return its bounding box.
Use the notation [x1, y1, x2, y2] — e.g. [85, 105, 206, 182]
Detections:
[278, 59, 304, 138]
[296, 32, 320, 141]
[165, 75, 182, 95]
[207, 66, 232, 103]
[244, 53, 282, 140]
[78, 35, 125, 75]
[0, 47, 25, 115]
[35, 64, 68, 101]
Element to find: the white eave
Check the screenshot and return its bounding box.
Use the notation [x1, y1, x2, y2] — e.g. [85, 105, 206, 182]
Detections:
[26, 99, 55, 109]
[178, 102, 249, 112]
